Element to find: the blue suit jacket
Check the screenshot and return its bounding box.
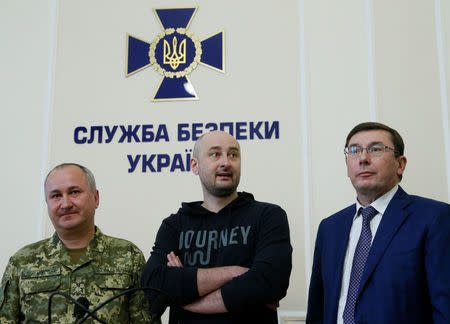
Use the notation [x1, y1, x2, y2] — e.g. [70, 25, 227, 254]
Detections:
[306, 186, 450, 324]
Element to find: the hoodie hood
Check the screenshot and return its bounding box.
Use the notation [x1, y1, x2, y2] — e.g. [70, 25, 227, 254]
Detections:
[178, 192, 254, 217]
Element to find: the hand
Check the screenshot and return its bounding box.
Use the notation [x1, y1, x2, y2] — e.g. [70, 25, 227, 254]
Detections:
[167, 251, 183, 267]
[266, 301, 279, 311]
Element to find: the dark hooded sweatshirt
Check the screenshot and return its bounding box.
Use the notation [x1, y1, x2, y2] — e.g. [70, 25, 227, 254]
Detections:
[142, 192, 292, 324]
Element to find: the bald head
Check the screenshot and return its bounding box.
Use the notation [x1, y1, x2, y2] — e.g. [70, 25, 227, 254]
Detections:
[193, 131, 240, 159]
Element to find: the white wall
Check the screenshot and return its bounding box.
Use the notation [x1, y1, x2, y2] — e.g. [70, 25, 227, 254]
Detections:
[1, 1, 449, 322]
[0, 0, 55, 273]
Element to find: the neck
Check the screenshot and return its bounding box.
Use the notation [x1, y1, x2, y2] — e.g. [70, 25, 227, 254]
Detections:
[57, 226, 95, 249]
[202, 191, 239, 213]
[357, 196, 377, 207]
[357, 183, 398, 207]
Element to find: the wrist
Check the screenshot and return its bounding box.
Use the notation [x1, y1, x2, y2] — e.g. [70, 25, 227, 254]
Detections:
[230, 265, 248, 278]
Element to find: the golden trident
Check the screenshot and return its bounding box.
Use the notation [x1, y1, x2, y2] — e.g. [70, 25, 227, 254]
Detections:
[163, 36, 187, 70]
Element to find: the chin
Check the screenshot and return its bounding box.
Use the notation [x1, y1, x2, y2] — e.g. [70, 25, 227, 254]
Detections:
[354, 183, 377, 194]
[59, 219, 82, 230]
[214, 187, 237, 197]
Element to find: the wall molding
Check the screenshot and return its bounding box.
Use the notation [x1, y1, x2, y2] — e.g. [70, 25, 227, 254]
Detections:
[434, 0, 450, 200]
[298, 0, 313, 290]
[365, 0, 378, 121]
[38, 0, 59, 240]
[278, 310, 307, 324]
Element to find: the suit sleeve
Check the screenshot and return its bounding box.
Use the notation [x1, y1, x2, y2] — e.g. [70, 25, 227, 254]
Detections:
[0, 258, 20, 323]
[306, 221, 324, 324]
[220, 205, 292, 313]
[141, 218, 199, 307]
[425, 203, 450, 324]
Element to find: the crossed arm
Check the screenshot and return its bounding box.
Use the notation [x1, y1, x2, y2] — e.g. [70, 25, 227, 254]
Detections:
[166, 252, 280, 314]
[166, 252, 249, 313]
[142, 207, 291, 315]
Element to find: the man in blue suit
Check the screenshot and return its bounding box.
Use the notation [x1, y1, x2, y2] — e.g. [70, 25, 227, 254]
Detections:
[306, 122, 450, 324]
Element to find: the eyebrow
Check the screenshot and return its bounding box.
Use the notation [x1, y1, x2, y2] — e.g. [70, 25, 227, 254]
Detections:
[207, 146, 240, 151]
[348, 141, 384, 147]
[48, 186, 81, 194]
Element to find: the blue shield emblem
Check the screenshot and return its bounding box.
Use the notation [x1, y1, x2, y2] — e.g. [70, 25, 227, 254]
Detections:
[126, 7, 225, 101]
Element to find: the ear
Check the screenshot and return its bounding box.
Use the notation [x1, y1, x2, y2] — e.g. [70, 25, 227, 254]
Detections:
[191, 158, 199, 175]
[396, 156, 407, 177]
[94, 190, 100, 208]
[345, 156, 350, 178]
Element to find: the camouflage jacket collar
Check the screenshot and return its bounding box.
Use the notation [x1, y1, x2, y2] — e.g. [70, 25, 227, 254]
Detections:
[46, 227, 106, 267]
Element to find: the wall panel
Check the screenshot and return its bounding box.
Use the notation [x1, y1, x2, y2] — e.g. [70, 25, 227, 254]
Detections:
[373, 0, 448, 201]
[47, 0, 305, 315]
[305, 0, 373, 249]
[0, 0, 54, 275]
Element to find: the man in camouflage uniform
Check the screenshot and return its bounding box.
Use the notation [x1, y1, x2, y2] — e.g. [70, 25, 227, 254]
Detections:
[0, 163, 152, 323]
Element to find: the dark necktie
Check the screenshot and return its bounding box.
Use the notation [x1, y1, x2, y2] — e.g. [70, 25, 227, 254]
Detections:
[343, 205, 378, 324]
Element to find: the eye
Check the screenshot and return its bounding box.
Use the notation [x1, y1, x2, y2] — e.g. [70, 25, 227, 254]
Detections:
[70, 190, 81, 195]
[50, 193, 61, 199]
[369, 145, 383, 153]
[348, 145, 361, 154]
[210, 152, 219, 157]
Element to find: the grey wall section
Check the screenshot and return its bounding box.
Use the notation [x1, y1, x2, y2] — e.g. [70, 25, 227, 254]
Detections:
[1, 0, 449, 321]
[0, 0, 54, 275]
[373, 0, 448, 202]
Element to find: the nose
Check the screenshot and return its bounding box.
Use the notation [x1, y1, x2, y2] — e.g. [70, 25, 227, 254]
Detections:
[219, 154, 231, 167]
[359, 149, 370, 163]
[60, 194, 73, 209]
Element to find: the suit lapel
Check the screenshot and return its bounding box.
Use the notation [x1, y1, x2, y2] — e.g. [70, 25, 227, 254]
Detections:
[328, 206, 356, 312]
[357, 187, 412, 296]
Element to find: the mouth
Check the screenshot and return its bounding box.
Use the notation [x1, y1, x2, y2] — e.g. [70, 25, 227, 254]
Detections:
[357, 171, 375, 177]
[216, 172, 232, 180]
[59, 212, 78, 218]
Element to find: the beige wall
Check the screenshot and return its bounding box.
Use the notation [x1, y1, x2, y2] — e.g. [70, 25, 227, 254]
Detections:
[2, 0, 449, 321]
[1, 0, 55, 279]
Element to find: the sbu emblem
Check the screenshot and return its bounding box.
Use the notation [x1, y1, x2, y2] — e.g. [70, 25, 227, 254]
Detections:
[126, 7, 225, 101]
[164, 36, 186, 70]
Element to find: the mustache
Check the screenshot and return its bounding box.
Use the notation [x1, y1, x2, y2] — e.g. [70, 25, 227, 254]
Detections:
[57, 210, 79, 216]
[216, 168, 232, 175]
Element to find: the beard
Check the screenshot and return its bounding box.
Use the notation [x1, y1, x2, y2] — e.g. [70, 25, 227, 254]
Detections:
[201, 175, 240, 198]
[206, 182, 239, 197]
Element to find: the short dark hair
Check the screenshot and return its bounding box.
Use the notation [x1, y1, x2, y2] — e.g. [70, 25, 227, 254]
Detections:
[45, 163, 97, 192]
[345, 122, 404, 157]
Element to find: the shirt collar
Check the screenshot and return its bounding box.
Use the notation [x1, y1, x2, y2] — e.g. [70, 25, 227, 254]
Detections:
[354, 184, 399, 219]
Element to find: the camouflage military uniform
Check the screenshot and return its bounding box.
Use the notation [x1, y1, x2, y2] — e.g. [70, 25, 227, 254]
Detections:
[0, 228, 151, 323]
